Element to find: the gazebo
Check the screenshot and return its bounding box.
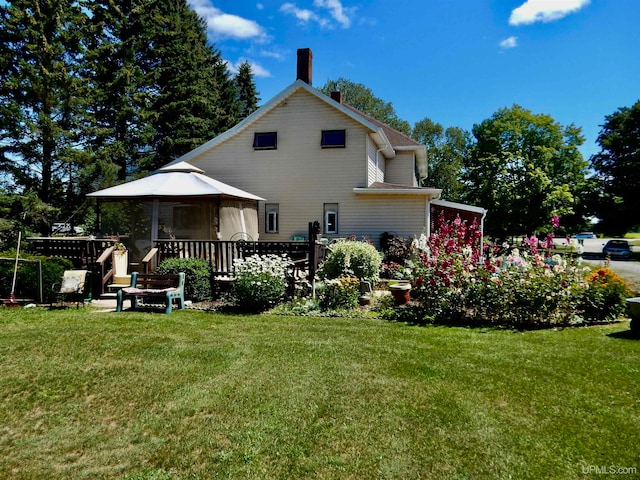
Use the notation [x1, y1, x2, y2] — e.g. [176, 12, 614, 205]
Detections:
[87, 161, 265, 262]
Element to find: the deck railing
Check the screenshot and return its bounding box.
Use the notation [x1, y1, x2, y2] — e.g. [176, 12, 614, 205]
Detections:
[27, 237, 115, 268]
[153, 239, 317, 275]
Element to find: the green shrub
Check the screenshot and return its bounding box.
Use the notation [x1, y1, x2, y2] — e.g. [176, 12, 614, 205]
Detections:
[232, 254, 292, 312]
[579, 267, 632, 322]
[317, 276, 360, 311]
[155, 257, 213, 301]
[319, 240, 382, 284]
[0, 252, 73, 303]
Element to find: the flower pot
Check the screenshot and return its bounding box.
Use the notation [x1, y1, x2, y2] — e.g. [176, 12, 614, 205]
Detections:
[389, 283, 411, 305]
[358, 295, 371, 306]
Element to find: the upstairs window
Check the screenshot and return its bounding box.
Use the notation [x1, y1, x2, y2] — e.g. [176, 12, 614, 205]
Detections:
[321, 129, 346, 148]
[253, 132, 277, 150]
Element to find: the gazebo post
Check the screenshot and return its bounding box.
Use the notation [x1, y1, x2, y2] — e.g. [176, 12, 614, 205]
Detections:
[96, 199, 101, 234]
[151, 199, 159, 246]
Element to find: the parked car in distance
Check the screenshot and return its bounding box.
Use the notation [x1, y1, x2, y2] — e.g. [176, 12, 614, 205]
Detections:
[602, 239, 633, 259]
[574, 232, 597, 239]
[52, 223, 84, 235]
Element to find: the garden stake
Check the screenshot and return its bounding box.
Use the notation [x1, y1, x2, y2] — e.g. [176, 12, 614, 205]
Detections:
[4, 227, 22, 307]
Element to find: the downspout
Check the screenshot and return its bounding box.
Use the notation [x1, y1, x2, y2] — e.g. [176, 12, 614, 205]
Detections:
[480, 208, 488, 262]
[426, 191, 443, 239]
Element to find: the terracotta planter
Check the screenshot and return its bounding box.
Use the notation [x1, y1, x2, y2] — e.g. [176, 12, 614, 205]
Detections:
[389, 283, 411, 305]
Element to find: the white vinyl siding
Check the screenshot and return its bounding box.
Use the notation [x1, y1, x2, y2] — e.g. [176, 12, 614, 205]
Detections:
[343, 194, 428, 242]
[187, 88, 431, 245]
[385, 152, 417, 186]
[188, 90, 366, 241]
[366, 136, 385, 185]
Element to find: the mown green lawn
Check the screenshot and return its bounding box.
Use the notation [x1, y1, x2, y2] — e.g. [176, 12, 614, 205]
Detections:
[1, 308, 639, 479]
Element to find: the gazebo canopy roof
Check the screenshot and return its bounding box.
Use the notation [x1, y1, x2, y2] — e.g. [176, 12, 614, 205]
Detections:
[87, 161, 265, 201]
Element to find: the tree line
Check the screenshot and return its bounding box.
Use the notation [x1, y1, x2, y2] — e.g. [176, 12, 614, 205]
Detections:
[1, 1, 637, 244]
[321, 79, 639, 239]
[0, 0, 258, 239]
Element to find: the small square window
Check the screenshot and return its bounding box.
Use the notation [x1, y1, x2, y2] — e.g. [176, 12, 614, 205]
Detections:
[321, 130, 345, 148]
[253, 132, 277, 150]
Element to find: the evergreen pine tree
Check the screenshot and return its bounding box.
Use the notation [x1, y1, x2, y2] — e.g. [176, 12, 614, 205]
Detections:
[141, 0, 240, 170]
[235, 61, 260, 119]
[0, 0, 87, 213]
[81, 0, 155, 184]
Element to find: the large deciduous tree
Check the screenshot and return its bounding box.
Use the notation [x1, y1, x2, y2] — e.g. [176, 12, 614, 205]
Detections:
[590, 100, 640, 235]
[412, 117, 469, 201]
[320, 78, 411, 136]
[463, 105, 589, 239]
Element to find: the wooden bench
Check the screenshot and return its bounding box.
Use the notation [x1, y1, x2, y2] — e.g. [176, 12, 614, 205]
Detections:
[116, 272, 185, 314]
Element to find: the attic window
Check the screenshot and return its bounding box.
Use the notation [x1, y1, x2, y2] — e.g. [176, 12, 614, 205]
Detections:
[321, 130, 346, 148]
[253, 132, 277, 150]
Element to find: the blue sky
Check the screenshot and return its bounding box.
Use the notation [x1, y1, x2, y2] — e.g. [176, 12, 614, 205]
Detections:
[188, 0, 639, 158]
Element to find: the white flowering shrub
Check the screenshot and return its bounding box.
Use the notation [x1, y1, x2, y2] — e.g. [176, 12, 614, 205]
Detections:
[232, 254, 293, 312]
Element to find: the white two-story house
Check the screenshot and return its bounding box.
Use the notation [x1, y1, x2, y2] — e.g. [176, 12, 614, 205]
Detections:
[166, 48, 484, 246]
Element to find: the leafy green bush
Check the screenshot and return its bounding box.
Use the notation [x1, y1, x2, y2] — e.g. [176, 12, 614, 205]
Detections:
[155, 257, 213, 301]
[0, 252, 73, 303]
[317, 276, 360, 311]
[232, 254, 292, 312]
[579, 267, 632, 323]
[319, 240, 382, 284]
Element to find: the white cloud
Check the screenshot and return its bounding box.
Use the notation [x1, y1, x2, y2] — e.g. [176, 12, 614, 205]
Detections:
[509, 0, 590, 26]
[256, 3, 264, 10]
[188, 0, 267, 40]
[313, 0, 351, 28]
[280, 3, 318, 23]
[280, 0, 352, 29]
[499, 36, 518, 49]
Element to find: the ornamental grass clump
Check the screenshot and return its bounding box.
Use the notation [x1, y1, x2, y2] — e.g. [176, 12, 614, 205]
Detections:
[232, 254, 292, 312]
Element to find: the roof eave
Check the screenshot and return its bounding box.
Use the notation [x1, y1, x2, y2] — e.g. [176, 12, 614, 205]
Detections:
[353, 187, 441, 196]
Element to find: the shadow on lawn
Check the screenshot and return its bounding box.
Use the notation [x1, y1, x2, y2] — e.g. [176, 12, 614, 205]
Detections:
[607, 326, 640, 340]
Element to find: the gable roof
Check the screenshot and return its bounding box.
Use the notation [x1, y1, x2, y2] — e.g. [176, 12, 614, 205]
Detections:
[169, 80, 427, 178]
[340, 103, 421, 148]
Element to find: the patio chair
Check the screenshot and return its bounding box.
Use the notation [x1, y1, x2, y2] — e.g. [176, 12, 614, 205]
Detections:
[108, 249, 131, 291]
[55, 270, 90, 308]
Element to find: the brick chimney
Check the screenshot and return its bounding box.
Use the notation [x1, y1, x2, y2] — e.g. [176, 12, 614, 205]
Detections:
[330, 91, 343, 104]
[296, 48, 312, 85]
